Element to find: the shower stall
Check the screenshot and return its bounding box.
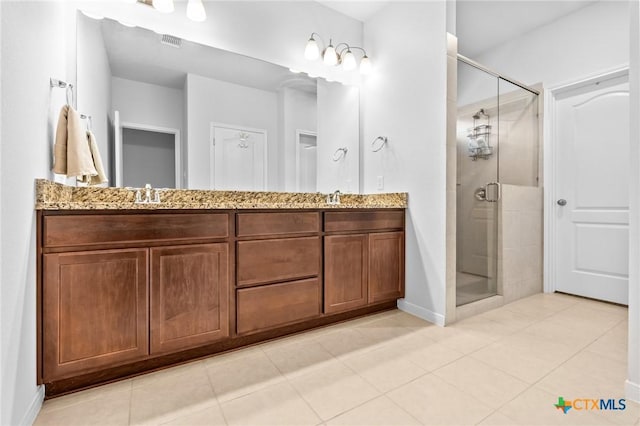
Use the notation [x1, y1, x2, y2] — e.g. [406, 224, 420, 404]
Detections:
[455, 55, 541, 307]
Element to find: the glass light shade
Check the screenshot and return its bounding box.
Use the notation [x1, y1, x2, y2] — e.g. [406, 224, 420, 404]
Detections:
[304, 38, 320, 61]
[342, 50, 357, 71]
[153, 0, 174, 13]
[323, 44, 338, 66]
[187, 0, 207, 22]
[359, 55, 373, 75]
[123, 0, 138, 4]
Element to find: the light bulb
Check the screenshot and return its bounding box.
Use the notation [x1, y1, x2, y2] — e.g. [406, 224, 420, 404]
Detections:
[323, 43, 338, 66]
[304, 37, 320, 61]
[187, 0, 207, 22]
[342, 50, 357, 71]
[153, 0, 174, 13]
[359, 55, 373, 75]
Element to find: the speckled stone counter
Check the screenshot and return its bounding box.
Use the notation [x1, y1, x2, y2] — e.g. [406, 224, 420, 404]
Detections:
[35, 179, 407, 210]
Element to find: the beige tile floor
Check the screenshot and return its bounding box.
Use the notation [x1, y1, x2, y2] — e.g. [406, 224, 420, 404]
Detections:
[34, 292, 640, 426]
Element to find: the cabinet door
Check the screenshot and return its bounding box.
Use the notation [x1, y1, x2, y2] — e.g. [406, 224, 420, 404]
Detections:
[369, 232, 405, 303]
[150, 244, 229, 355]
[324, 234, 368, 313]
[43, 249, 149, 381]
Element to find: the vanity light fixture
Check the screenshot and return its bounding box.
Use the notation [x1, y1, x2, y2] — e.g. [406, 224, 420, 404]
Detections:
[304, 32, 373, 75]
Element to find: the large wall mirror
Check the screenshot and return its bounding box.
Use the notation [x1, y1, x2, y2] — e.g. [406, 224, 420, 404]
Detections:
[76, 12, 360, 193]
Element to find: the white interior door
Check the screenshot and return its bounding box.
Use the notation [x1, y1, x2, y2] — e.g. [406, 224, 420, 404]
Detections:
[555, 76, 629, 304]
[212, 124, 266, 191]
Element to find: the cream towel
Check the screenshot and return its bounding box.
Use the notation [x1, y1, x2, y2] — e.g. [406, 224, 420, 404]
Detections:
[77, 131, 108, 186]
[53, 105, 97, 178]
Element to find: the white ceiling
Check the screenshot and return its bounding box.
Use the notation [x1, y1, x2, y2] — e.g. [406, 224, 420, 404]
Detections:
[456, 0, 598, 57]
[316, 1, 391, 22]
[315, 0, 598, 57]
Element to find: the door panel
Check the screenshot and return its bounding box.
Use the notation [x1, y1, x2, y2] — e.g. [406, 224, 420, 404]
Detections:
[212, 125, 266, 190]
[324, 234, 368, 313]
[150, 244, 229, 354]
[556, 78, 629, 304]
[369, 232, 404, 303]
[43, 249, 149, 380]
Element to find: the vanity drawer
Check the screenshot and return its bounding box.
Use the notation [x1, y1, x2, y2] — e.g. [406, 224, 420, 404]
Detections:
[236, 278, 321, 334]
[236, 212, 320, 237]
[236, 236, 321, 287]
[43, 213, 229, 248]
[324, 211, 404, 233]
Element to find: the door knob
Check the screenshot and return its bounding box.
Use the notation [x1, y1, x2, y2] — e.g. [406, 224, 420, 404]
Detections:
[557, 199, 567, 206]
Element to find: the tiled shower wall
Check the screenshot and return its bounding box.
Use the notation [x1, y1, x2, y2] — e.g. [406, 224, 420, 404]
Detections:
[499, 184, 543, 303]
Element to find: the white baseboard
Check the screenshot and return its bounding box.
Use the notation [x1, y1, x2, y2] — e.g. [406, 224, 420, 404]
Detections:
[20, 385, 44, 426]
[397, 299, 445, 326]
[626, 380, 640, 403]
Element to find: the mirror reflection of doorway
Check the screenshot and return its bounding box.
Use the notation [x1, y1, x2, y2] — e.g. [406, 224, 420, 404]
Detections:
[296, 130, 317, 192]
[113, 111, 182, 188]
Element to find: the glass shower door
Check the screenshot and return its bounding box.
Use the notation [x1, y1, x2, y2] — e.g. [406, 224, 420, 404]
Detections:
[456, 60, 500, 306]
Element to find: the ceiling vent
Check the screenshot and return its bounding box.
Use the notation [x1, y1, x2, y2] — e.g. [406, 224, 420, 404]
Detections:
[161, 34, 182, 48]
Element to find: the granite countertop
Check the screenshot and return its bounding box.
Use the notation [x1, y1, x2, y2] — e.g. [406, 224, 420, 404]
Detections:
[35, 179, 408, 210]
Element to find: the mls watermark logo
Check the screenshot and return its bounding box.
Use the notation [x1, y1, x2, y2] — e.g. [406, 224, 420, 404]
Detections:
[555, 396, 626, 414]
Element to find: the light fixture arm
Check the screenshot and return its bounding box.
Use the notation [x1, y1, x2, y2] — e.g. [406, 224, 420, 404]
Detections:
[337, 44, 368, 57]
[309, 32, 326, 46]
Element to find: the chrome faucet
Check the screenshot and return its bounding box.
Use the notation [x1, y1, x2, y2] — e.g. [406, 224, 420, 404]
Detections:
[326, 190, 341, 205]
[132, 184, 162, 204]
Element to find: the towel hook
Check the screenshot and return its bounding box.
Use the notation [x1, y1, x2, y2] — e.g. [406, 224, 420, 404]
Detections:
[371, 136, 388, 152]
[65, 84, 74, 107]
[332, 147, 348, 162]
[80, 114, 92, 132]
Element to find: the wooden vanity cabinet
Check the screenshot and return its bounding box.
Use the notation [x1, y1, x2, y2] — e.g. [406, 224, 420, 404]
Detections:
[38, 208, 404, 396]
[324, 211, 405, 314]
[40, 212, 232, 381]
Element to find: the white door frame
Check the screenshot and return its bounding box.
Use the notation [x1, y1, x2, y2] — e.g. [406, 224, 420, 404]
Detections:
[116, 121, 182, 188]
[209, 122, 268, 190]
[543, 66, 629, 293]
[295, 129, 317, 192]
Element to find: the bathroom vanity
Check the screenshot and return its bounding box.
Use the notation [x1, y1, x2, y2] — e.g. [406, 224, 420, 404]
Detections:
[35, 180, 407, 396]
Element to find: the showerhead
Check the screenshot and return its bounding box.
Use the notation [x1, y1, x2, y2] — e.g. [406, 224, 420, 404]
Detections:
[472, 108, 487, 120]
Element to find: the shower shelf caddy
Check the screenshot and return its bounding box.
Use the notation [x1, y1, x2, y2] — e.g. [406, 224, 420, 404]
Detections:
[467, 109, 493, 161]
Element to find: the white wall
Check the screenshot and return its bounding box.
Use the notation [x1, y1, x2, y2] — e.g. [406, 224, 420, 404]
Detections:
[317, 80, 360, 193]
[628, 0, 640, 404]
[279, 87, 317, 191]
[0, 1, 4, 422]
[76, 12, 111, 184]
[472, 1, 629, 88]
[362, 1, 448, 323]
[112, 77, 184, 132]
[185, 74, 278, 190]
[1, 2, 75, 424]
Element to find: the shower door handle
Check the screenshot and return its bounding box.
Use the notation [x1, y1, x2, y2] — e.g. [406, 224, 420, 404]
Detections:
[485, 182, 501, 202]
